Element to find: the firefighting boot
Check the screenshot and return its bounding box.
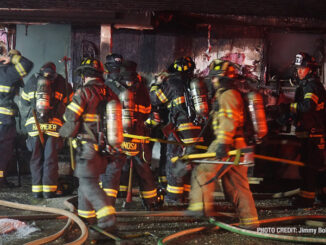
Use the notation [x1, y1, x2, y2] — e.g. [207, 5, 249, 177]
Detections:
[97, 214, 117, 233]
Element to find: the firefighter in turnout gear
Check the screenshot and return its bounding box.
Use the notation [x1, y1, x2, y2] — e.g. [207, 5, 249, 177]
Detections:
[101, 60, 161, 210]
[0, 49, 33, 188]
[272, 52, 326, 208]
[104, 53, 123, 95]
[186, 60, 259, 229]
[21, 62, 73, 198]
[59, 57, 120, 231]
[150, 57, 205, 205]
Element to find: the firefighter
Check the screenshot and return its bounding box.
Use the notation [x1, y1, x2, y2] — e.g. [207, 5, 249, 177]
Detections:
[145, 72, 170, 189]
[186, 60, 259, 229]
[21, 62, 73, 198]
[272, 52, 326, 207]
[104, 53, 123, 94]
[0, 49, 33, 188]
[149, 57, 204, 205]
[59, 57, 119, 231]
[101, 59, 161, 210]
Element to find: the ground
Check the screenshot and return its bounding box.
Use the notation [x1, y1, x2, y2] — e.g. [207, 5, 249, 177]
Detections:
[0, 175, 326, 245]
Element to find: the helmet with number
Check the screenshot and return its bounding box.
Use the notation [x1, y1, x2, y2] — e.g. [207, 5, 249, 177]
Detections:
[294, 52, 317, 68]
[208, 59, 240, 79]
[105, 53, 123, 73]
[76, 57, 104, 78]
[39, 62, 57, 80]
[168, 56, 195, 75]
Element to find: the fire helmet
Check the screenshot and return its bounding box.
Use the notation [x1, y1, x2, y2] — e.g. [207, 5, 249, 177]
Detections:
[169, 56, 195, 74]
[76, 57, 104, 78]
[39, 62, 57, 80]
[294, 52, 317, 68]
[208, 59, 240, 79]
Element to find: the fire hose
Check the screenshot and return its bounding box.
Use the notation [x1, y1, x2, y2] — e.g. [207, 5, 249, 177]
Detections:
[0, 199, 88, 245]
[158, 215, 326, 244]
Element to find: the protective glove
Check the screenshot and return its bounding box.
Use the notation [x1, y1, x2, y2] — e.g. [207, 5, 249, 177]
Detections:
[215, 143, 230, 159]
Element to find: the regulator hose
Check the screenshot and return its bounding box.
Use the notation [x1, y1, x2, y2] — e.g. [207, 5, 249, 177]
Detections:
[0, 199, 88, 245]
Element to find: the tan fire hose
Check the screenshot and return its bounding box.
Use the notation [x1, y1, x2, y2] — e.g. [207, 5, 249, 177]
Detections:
[0, 199, 88, 245]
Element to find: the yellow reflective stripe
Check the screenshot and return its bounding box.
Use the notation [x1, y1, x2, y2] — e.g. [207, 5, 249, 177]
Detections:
[167, 96, 185, 108]
[156, 89, 168, 103]
[173, 96, 185, 105]
[96, 206, 116, 219]
[21, 90, 30, 101]
[0, 85, 11, 93]
[240, 217, 259, 225]
[188, 202, 203, 211]
[304, 93, 319, 104]
[183, 184, 191, 192]
[135, 104, 151, 114]
[217, 131, 234, 143]
[11, 54, 21, 64]
[103, 188, 118, 197]
[45, 131, 60, 137]
[141, 189, 157, 199]
[218, 108, 242, 121]
[43, 185, 57, 192]
[29, 92, 35, 99]
[167, 185, 184, 194]
[290, 103, 297, 113]
[300, 190, 315, 199]
[67, 102, 84, 116]
[124, 151, 139, 156]
[181, 137, 204, 144]
[177, 122, 201, 131]
[0, 171, 3, 177]
[32, 185, 43, 192]
[82, 113, 99, 122]
[158, 176, 167, 183]
[54, 91, 63, 101]
[150, 85, 159, 92]
[78, 209, 96, 218]
[0, 107, 14, 115]
[28, 131, 40, 137]
[119, 185, 128, 192]
[15, 62, 27, 76]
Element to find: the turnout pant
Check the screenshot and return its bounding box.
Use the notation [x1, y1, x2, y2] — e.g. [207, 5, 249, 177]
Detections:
[75, 142, 115, 227]
[102, 153, 158, 206]
[0, 123, 16, 182]
[28, 135, 62, 195]
[166, 134, 191, 202]
[188, 138, 258, 228]
[298, 136, 325, 200]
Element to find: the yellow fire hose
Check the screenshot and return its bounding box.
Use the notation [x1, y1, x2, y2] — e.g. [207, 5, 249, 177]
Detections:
[123, 133, 305, 167]
[171, 150, 305, 167]
[123, 133, 208, 150]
